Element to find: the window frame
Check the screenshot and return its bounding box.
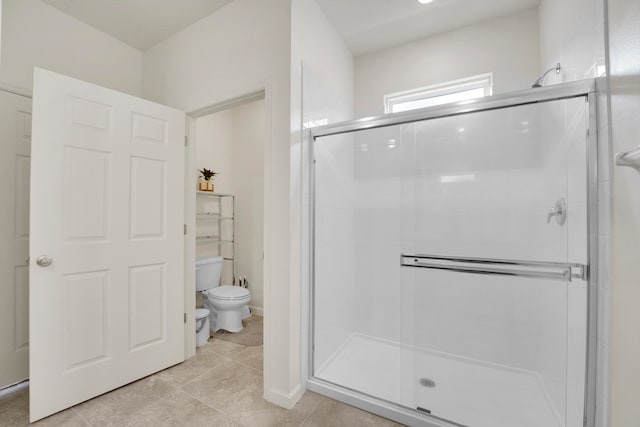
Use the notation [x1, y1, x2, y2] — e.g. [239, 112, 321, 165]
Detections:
[383, 73, 494, 114]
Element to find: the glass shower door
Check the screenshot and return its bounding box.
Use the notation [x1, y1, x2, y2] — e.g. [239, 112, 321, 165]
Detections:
[311, 94, 590, 427]
[400, 98, 589, 427]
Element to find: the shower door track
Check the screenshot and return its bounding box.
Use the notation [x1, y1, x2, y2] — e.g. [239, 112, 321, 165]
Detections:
[401, 254, 588, 282]
[310, 79, 595, 139]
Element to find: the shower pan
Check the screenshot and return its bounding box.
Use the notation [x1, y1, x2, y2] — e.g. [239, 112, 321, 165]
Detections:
[308, 80, 598, 427]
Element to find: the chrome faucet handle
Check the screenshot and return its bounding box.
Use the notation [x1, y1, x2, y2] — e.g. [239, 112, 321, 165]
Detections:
[547, 198, 566, 225]
[547, 208, 561, 223]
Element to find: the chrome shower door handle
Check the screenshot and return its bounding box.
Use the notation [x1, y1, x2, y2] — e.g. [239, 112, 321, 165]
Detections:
[547, 198, 566, 225]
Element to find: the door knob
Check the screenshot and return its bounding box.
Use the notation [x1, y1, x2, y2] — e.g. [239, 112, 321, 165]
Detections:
[36, 256, 53, 267]
[547, 198, 566, 225]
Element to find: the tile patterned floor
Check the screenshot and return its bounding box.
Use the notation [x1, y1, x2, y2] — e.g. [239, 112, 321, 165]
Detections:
[0, 339, 403, 427]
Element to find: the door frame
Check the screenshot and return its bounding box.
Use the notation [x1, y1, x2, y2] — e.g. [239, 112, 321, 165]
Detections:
[183, 88, 269, 359]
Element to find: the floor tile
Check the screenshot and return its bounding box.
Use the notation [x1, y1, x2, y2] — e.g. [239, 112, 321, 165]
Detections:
[229, 390, 325, 427]
[210, 415, 246, 427]
[181, 360, 261, 412]
[0, 387, 29, 427]
[156, 347, 228, 388]
[73, 375, 175, 427]
[201, 339, 247, 358]
[0, 326, 405, 427]
[234, 345, 263, 372]
[121, 390, 223, 427]
[301, 398, 404, 427]
[0, 387, 88, 427]
[34, 409, 89, 427]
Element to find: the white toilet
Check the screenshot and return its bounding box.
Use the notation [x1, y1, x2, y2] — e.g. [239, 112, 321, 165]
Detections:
[195, 308, 210, 347]
[196, 256, 251, 333]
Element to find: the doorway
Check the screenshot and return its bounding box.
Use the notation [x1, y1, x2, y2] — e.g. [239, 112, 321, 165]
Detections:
[0, 87, 32, 391]
[184, 91, 266, 356]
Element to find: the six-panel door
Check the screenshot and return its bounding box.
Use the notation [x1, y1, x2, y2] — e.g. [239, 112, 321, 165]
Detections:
[29, 68, 185, 421]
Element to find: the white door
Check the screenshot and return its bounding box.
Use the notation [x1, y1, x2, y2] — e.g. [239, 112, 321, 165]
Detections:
[29, 68, 185, 422]
[0, 89, 32, 389]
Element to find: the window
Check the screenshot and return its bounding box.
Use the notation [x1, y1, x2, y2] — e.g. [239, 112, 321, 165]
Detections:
[384, 73, 493, 114]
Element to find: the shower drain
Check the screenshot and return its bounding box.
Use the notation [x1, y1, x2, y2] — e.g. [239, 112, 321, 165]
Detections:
[419, 378, 436, 388]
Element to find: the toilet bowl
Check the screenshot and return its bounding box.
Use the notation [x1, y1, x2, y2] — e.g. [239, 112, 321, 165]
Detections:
[203, 286, 251, 333]
[196, 256, 251, 333]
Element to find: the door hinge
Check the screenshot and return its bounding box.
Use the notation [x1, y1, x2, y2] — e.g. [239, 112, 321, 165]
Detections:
[184, 224, 187, 235]
[184, 313, 187, 324]
[184, 136, 188, 147]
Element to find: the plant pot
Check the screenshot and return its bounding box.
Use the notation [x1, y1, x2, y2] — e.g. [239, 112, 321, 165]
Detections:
[198, 181, 208, 191]
[207, 181, 214, 192]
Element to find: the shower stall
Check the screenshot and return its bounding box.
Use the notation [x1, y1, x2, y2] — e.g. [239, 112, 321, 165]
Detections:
[308, 80, 597, 427]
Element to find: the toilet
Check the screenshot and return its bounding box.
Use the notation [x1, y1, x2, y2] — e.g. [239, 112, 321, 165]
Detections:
[196, 256, 251, 333]
[195, 308, 210, 347]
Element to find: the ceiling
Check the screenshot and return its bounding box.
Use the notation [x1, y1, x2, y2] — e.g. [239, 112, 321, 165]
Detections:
[315, 0, 541, 56]
[41, 0, 540, 54]
[41, 0, 234, 51]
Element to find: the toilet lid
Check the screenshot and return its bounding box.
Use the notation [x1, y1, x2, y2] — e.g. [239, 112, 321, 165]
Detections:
[208, 285, 250, 300]
[196, 308, 210, 319]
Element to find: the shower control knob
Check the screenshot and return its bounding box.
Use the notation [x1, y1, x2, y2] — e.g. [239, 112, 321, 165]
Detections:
[36, 256, 53, 267]
[546, 198, 566, 225]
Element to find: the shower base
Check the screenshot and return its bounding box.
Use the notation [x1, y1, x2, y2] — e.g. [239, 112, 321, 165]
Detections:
[315, 334, 563, 427]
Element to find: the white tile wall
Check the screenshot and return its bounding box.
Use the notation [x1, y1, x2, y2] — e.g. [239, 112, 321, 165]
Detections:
[313, 131, 356, 370]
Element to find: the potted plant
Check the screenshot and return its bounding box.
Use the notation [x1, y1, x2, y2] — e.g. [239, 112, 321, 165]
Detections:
[198, 168, 218, 192]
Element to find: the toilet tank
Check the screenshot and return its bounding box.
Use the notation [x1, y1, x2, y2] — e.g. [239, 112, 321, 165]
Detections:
[195, 256, 223, 291]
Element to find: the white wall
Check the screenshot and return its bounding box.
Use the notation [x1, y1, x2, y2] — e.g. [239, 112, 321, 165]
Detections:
[195, 110, 234, 193]
[607, 0, 640, 425]
[290, 0, 354, 384]
[232, 100, 265, 312]
[354, 8, 540, 118]
[0, 0, 142, 95]
[141, 0, 297, 407]
[539, 0, 606, 82]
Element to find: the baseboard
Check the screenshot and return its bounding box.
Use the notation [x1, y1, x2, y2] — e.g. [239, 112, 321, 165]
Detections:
[263, 383, 304, 409]
[0, 380, 29, 398]
[249, 305, 264, 316]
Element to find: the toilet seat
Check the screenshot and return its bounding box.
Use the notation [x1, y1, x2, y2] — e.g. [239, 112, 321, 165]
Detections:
[207, 285, 250, 301]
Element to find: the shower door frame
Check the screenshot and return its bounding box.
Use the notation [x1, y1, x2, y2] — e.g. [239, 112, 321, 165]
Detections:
[307, 79, 599, 427]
